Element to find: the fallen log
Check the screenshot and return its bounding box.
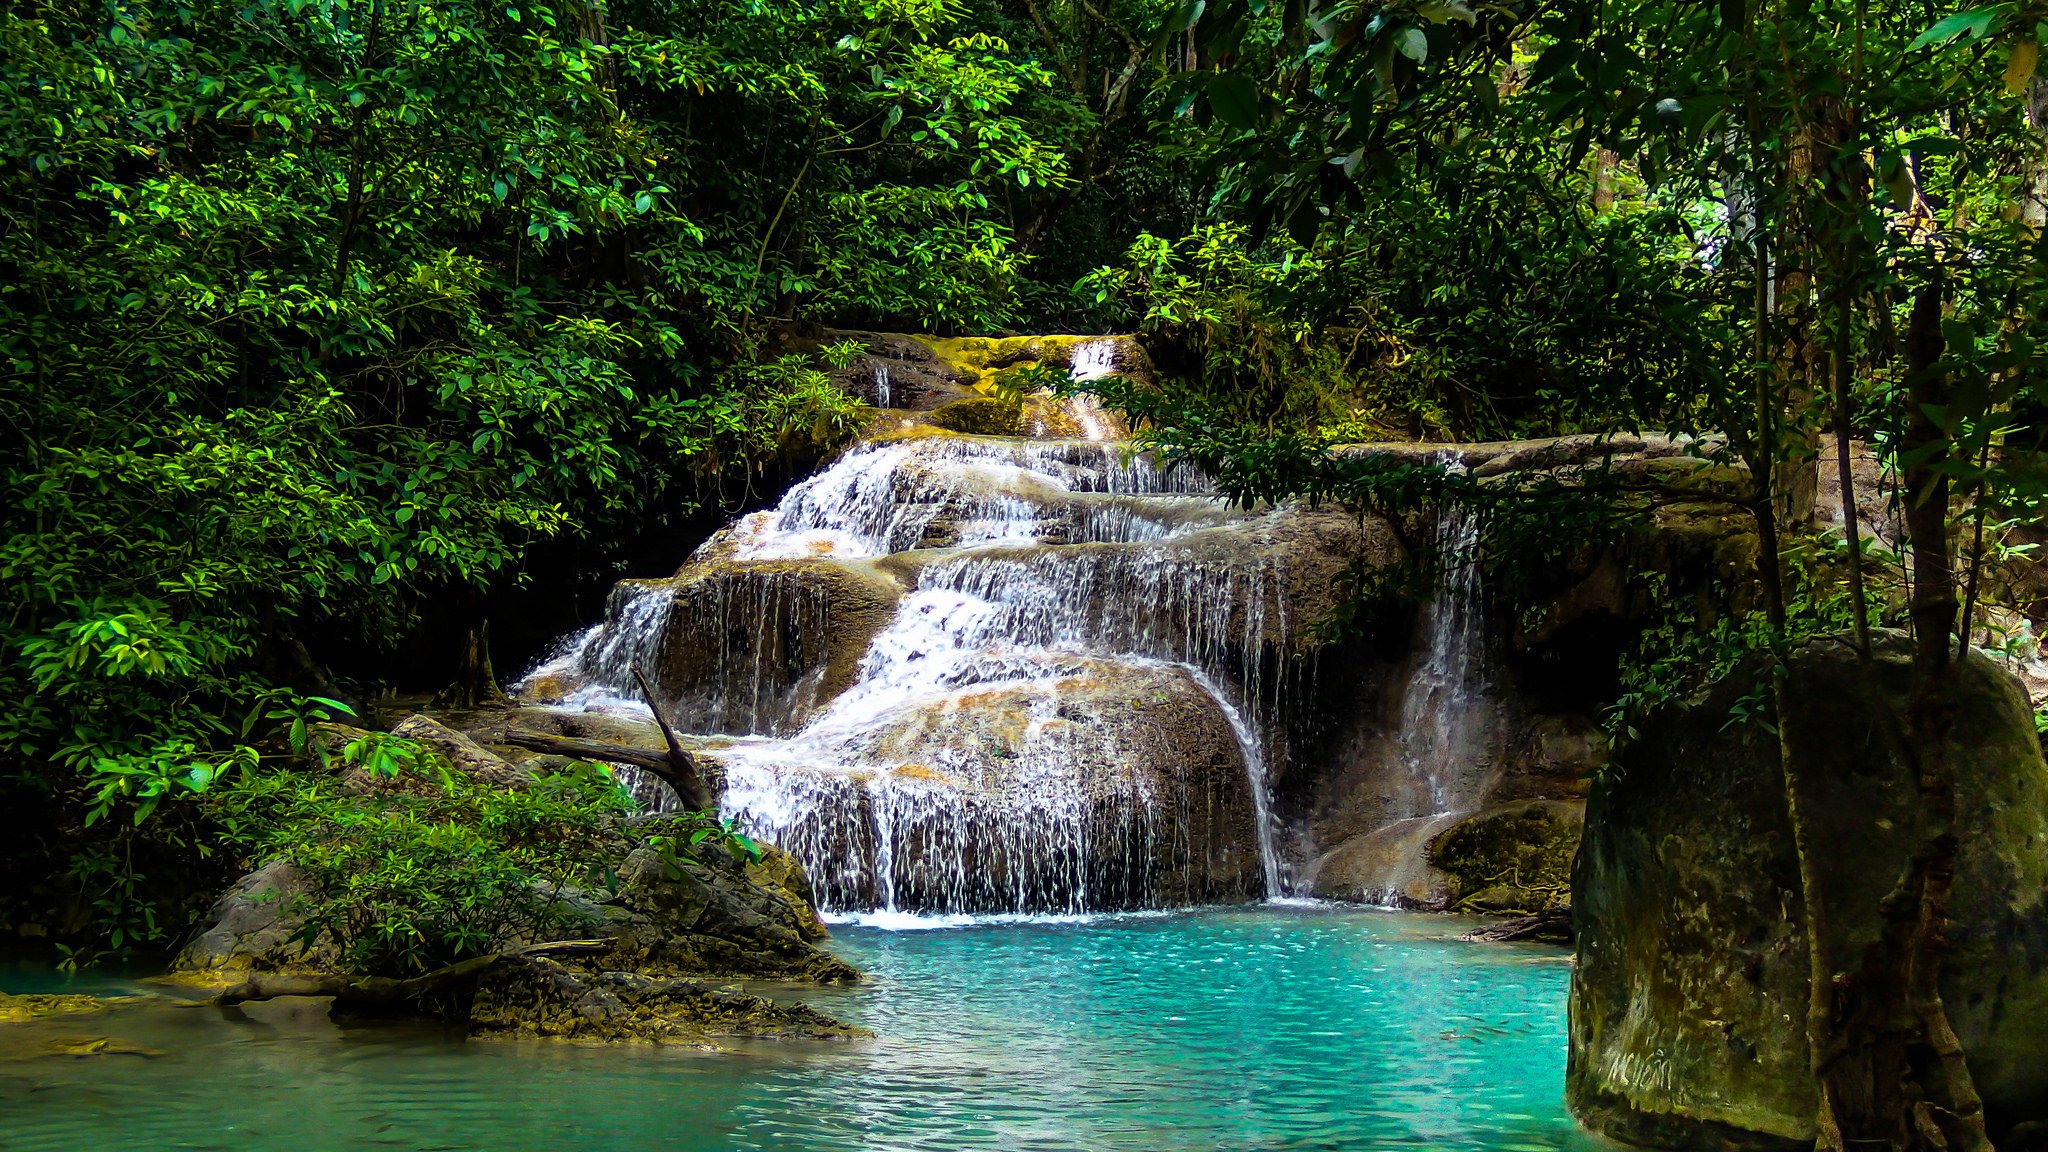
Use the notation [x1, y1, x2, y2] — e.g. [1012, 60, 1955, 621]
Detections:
[475, 727, 714, 812]
[630, 660, 714, 812]
[477, 728, 674, 773]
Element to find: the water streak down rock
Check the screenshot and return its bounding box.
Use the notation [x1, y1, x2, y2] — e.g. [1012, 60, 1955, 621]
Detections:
[527, 350, 1369, 915]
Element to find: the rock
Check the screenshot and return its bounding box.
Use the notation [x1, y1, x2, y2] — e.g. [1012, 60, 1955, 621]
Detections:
[36, 1037, 162, 1059]
[175, 860, 333, 974]
[1306, 813, 1459, 906]
[595, 843, 857, 983]
[1569, 633, 2048, 1149]
[468, 953, 864, 1045]
[1304, 800, 1580, 914]
[610, 560, 903, 736]
[1465, 905, 1574, 944]
[0, 993, 144, 1025]
[1427, 799, 1581, 915]
[929, 396, 1023, 436]
[388, 714, 530, 789]
[716, 658, 1269, 911]
[176, 835, 858, 996]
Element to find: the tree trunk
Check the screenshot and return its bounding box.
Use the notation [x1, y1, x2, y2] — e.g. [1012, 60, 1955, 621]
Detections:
[1810, 282, 1993, 1152]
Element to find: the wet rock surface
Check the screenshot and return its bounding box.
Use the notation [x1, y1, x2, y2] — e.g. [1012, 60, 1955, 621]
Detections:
[1569, 634, 2048, 1148]
[715, 659, 1268, 912]
[0, 993, 146, 1025]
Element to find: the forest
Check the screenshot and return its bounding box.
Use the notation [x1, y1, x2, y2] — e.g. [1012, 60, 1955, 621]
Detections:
[4, 0, 2048, 1150]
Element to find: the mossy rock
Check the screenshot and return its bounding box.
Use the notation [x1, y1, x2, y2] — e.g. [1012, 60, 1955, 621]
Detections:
[928, 396, 1024, 436]
[1569, 632, 2048, 1149]
[1425, 800, 1581, 915]
[467, 955, 865, 1045]
[0, 993, 144, 1025]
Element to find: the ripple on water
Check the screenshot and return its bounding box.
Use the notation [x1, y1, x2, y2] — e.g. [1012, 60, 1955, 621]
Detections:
[0, 906, 1607, 1152]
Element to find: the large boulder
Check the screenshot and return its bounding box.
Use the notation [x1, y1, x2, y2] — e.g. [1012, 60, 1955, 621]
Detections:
[176, 860, 335, 975]
[1569, 633, 2048, 1148]
[716, 658, 1269, 912]
[175, 833, 857, 992]
[528, 560, 903, 737]
[593, 842, 857, 983]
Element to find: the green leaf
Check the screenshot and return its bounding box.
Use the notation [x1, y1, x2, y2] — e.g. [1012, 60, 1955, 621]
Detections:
[1908, 6, 2008, 51]
[1208, 73, 1261, 131]
[1395, 27, 1429, 64]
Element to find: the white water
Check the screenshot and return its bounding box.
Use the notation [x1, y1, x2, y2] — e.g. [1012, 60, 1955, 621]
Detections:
[1401, 499, 1486, 814]
[1346, 471, 1493, 908]
[1064, 339, 1121, 441]
[528, 414, 1295, 915]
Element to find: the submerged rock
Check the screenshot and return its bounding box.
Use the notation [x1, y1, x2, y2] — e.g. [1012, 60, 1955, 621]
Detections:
[1569, 634, 2048, 1148]
[0, 993, 146, 1025]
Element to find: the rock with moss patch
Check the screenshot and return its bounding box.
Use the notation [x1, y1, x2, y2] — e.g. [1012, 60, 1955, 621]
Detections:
[175, 860, 334, 975]
[468, 953, 864, 1045]
[594, 842, 858, 983]
[0, 993, 145, 1025]
[1427, 800, 1580, 914]
[928, 396, 1024, 436]
[1569, 633, 2048, 1149]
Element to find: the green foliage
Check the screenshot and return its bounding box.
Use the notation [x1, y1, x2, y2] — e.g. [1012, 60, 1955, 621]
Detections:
[227, 750, 635, 978]
[1604, 536, 1886, 754]
[0, 0, 1088, 957]
[646, 814, 763, 873]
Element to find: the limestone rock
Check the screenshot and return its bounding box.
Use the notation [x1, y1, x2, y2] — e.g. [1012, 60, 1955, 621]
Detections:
[468, 954, 863, 1045]
[0, 993, 144, 1025]
[1426, 799, 1580, 914]
[595, 843, 857, 983]
[716, 658, 1268, 912]
[1569, 633, 2048, 1149]
[600, 560, 903, 736]
[929, 396, 1023, 436]
[175, 837, 857, 994]
[1305, 800, 1580, 913]
[388, 714, 530, 789]
[175, 861, 332, 974]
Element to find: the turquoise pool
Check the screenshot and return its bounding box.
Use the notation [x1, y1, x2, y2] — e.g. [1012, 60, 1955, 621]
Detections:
[0, 904, 1606, 1151]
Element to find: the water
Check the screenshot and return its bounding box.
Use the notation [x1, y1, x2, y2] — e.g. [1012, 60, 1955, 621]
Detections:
[0, 907, 1602, 1151]
[1399, 500, 1487, 815]
[529, 431, 1301, 916]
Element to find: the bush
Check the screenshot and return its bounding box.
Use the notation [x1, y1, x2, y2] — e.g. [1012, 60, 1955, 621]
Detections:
[221, 752, 634, 978]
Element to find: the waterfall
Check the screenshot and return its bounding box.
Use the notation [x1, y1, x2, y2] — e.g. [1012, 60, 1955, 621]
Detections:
[531, 424, 1297, 916]
[873, 364, 892, 408]
[1328, 481, 1494, 908]
[1400, 500, 1485, 814]
[1190, 668, 1283, 898]
[1064, 339, 1119, 441]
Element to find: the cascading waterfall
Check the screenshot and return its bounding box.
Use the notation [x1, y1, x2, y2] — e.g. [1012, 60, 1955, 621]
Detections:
[707, 453, 1294, 911]
[527, 359, 1297, 916]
